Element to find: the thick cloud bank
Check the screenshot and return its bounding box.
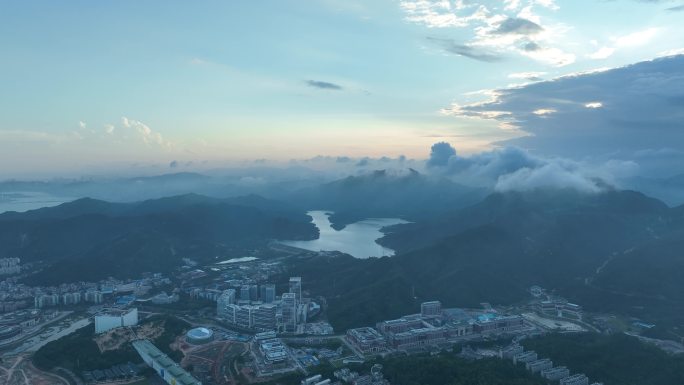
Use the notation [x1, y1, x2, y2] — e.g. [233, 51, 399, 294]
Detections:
[427, 142, 629, 193]
[447, 55, 684, 172]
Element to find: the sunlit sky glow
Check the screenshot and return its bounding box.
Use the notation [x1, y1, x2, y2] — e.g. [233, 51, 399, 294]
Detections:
[1, 0, 683, 177]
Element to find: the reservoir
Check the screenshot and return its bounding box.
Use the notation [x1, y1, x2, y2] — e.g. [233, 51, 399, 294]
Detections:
[281, 210, 407, 259]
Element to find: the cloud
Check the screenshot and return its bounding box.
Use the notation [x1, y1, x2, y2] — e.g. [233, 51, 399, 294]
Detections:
[169, 160, 178, 168]
[356, 157, 370, 167]
[428, 37, 503, 62]
[588, 28, 659, 61]
[401, 1, 573, 66]
[305, 80, 343, 90]
[588, 46, 615, 60]
[426, 144, 612, 192]
[614, 28, 658, 47]
[427, 142, 457, 167]
[509, 71, 547, 81]
[120, 116, 170, 147]
[495, 161, 603, 193]
[523, 41, 541, 51]
[78, 121, 87, 129]
[493, 17, 544, 35]
[667, 5, 684, 11]
[443, 55, 684, 173]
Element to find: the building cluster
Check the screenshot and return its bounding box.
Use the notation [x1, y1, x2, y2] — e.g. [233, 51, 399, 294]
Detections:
[0, 258, 21, 275]
[299, 364, 389, 385]
[500, 343, 603, 385]
[217, 276, 318, 333]
[537, 298, 583, 320]
[346, 301, 528, 354]
[0, 308, 58, 343]
[34, 290, 104, 308]
[94, 308, 139, 334]
[530, 286, 583, 320]
[82, 362, 144, 384]
[18, 273, 171, 310]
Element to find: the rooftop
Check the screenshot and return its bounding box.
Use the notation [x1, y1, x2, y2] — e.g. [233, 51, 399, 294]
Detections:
[132, 340, 200, 385]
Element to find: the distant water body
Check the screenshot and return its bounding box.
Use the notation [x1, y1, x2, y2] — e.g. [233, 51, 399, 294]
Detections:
[281, 210, 408, 259]
[0, 192, 72, 214]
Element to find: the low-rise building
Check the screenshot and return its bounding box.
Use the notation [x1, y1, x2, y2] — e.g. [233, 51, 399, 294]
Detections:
[259, 338, 289, 363]
[499, 344, 524, 359]
[526, 358, 553, 373]
[346, 327, 387, 354]
[472, 315, 525, 334]
[560, 374, 589, 385]
[513, 351, 538, 364]
[542, 366, 570, 381]
[133, 339, 200, 385]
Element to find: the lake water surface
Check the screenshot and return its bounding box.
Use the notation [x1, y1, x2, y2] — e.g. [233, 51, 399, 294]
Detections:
[281, 210, 407, 259]
[0, 192, 72, 213]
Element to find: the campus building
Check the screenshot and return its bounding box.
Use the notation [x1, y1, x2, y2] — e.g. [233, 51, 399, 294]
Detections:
[133, 339, 201, 385]
[346, 327, 387, 354]
[94, 308, 138, 334]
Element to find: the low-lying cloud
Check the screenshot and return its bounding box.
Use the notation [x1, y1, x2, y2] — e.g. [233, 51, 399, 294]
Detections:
[426, 142, 631, 193]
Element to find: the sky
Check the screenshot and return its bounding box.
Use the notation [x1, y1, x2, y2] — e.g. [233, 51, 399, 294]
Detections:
[1, 0, 683, 178]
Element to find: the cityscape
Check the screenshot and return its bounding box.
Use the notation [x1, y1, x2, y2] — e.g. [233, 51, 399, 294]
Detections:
[2, 1, 684, 384]
[3, 248, 675, 385]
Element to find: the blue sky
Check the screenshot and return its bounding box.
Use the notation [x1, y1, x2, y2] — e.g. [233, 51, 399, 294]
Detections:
[1, 0, 683, 177]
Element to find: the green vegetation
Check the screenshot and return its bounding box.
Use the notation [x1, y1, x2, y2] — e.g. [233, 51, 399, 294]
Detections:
[0, 194, 317, 285]
[284, 190, 684, 338]
[263, 353, 546, 385]
[522, 333, 684, 385]
[33, 315, 190, 373]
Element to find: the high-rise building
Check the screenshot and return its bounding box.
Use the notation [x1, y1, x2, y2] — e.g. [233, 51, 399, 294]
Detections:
[260, 284, 276, 303]
[240, 285, 251, 302]
[217, 289, 236, 319]
[235, 305, 252, 328]
[223, 303, 277, 331]
[252, 303, 277, 330]
[281, 292, 297, 332]
[289, 277, 302, 302]
[85, 290, 103, 304]
[249, 284, 259, 302]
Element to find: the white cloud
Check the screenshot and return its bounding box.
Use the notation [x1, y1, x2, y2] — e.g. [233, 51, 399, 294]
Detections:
[584, 102, 603, 109]
[588, 46, 615, 60]
[120, 116, 169, 147]
[614, 27, 658, 47]
[521, 45, 576, 66]
[78, 121, 87, 129]
[402, 1, 575, 66]
[427, 144, 614, 193]
[533, 108, 556, 115]
[588, 28, 659, 61]
[495, 161, 603, 193]
[508, 71, 547, 80]
[532, 0, 559, 11]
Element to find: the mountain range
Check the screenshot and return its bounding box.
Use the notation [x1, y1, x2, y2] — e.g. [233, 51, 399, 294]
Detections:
[0, 194, 317, 285]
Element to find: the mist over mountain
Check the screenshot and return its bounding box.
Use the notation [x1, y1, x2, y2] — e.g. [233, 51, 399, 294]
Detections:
[285, 168, 489, 228]
[290, 188, 684, 330]
[0, 194, 317, 284]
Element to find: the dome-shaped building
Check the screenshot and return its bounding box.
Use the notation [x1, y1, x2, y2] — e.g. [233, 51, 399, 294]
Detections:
[186, 327, 214, 344]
